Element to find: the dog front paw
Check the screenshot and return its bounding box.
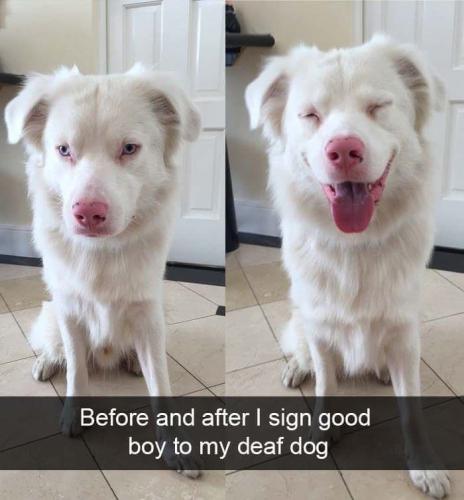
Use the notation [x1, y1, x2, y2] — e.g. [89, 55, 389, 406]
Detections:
[32, 355, 59, 381]
[409, 470, 450, 499]
[281, 358, 309, 388]
[163, 444, 203, 479]
[175, 454, 203, 479]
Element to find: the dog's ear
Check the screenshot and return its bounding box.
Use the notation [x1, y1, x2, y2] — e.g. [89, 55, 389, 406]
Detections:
[4, 66, 80, 149]
[245, 55, 289, 140]
[393, 45, 444, 131]
[151, 84, 201, 142]
[4, 74, 51, 148]
[245, 46, 320, 141]
[129, 65, 201, 143]
[372, 36, 444, 131]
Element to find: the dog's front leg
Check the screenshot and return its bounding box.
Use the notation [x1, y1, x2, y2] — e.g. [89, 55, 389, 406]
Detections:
[131, 300, 171, 396]
[308, 335, 340, 444]
[130, 301, 201, 477]
[55, 302, 89, 437]
[386, 320, 450, 499]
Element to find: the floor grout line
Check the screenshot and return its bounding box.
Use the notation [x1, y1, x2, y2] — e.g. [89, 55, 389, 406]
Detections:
[336, 469, 355, 500]
[177, 281, 224, 308]
[0, 288, 41, 358]
[435, 269, 464, 294]
[0, 354, 36, 367]
[226, 356, 285, 375]
[422, 310, 464, 323]
[167, 352, 220, 394]
[227, 302, 259, 314]
[167, 311, 219, 326]
[420, 357, 458, 397]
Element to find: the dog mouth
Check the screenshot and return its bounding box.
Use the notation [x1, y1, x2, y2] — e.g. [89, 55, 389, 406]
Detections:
[321, 154, 395, 233]
[74, 228, 111, 238]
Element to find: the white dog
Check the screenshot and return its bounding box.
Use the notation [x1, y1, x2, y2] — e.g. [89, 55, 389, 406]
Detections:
[246, 36, 449, 497]
[4, 65, 200, 471]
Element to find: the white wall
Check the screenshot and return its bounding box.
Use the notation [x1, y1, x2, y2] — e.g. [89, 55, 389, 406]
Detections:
[226, 0, 359, 236]
[0, 0, 103, 255]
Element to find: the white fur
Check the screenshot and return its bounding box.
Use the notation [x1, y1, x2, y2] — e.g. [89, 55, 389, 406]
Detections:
[246, 36, 449, 498]
[4, 65, 200, 403]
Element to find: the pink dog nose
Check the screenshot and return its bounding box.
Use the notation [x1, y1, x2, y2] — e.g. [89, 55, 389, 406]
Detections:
[72, 200, 108, 229]
[325, 136, 365, 170]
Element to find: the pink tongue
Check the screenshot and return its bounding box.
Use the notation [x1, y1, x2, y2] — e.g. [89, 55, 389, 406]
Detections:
[331, 182, 374, 233]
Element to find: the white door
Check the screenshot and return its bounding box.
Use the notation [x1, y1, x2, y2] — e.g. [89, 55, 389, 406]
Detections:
[107, 0, 225, 266]
[364, 0, 464, 249]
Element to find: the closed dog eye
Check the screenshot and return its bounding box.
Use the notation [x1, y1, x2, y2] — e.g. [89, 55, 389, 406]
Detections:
[298, 109, 321, 124]
[367, 100, 392, 118]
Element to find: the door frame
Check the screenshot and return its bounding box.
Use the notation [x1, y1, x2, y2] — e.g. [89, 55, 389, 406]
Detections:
[97, 0, 108, 74]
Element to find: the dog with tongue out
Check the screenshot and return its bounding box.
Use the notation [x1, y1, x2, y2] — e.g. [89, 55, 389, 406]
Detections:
[246, 36, 448, 499]
[323, 135, 391, 233]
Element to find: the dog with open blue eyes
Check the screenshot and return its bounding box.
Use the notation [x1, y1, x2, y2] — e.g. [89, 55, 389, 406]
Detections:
[246, 35, 448, 498]
[4, 64, 201, 476]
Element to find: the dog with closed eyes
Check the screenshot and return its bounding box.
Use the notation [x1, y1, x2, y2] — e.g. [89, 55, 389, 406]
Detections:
[245, 36, 449, 497]
[5, 64, 201, 476]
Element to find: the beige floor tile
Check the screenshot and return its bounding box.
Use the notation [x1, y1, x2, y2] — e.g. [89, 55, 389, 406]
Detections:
[236, 244, 282, 267]
[0, 295, 8, 314]
[0, 263, 42, 282]
[226, 469, 350, 500]
[342, 469, 464, 500]
[242, 262, 289, 305]
[0, 275, 49, 312]
[437, 269, 464, 291]
[226, 306, 281, 372]
[168, 315, 224, 387]
[422, 270, 464, 321]
[422, 313, 464, 395]
[105, 469, 224, 500]
[210, 383, 225, 397]
[180, 282, 225, 306]
[226, 359, 301, 397]
[0, 357, 56, 396]
[52, 356, 203, 397]
[0, 312, 34, 364]
[164, 281, 217, 324]
[0, 471, 114, 500]
[261, 299, 292, 341]
[226, 267, 257, 311]
[226, 251, 240, 271]
[12, 306, 41, 337]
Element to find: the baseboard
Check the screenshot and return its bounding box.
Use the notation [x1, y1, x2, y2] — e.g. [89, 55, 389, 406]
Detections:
[0, 225, 38, 258]
[238, 232, 281, 248]
[234, 201, 280, 237]
[237, 232, 464, 274]
[429, 247, 464, 274]
[165, 262, 225, 286]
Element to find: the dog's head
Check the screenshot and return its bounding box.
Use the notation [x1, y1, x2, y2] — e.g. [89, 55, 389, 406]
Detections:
[4, 65, 200, 243]
[246, 36, 443, 235]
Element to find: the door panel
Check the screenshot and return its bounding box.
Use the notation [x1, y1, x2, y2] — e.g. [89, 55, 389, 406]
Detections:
[108, 0, 225, 265]
[364, 0, 464, 249]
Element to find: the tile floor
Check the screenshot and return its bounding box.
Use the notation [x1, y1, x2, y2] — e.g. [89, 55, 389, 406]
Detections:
[0, 263, 224, 499]
[2, 246, 464, 499]
[226, 244, 464, 499]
